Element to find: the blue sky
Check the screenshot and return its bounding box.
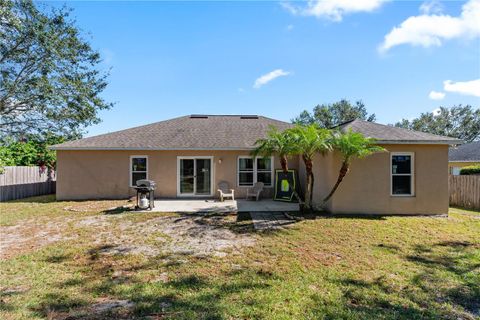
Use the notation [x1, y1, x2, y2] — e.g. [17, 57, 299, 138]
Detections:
[47, 1, 480, 137]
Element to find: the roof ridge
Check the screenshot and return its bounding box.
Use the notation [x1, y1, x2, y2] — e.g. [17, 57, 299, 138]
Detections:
[189, 114, 259, 117]
[370, 120, 459, 140]
[330, 118, 358, 129]
[332, 118, 461, 143]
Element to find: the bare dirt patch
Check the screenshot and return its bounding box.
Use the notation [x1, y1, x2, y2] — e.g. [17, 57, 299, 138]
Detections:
[142, 215, 256, 257]
[0, 212, 255, 259]
[86, 214, 256, 258]
[0, 216, 78, 259]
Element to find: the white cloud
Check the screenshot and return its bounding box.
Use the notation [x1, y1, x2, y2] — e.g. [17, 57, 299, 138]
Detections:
[428, 90, 445, 100]
[432, 107, 442, 115]
[379, 0, 480, 52]
[281, 0, 388, 22]
[253, 69, 290, 89]
[419, 0, 443, 15]
[286, 24, 294, 31]
[443, 79, 480, 97]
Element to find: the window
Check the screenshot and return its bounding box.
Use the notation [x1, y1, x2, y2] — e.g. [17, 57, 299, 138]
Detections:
[130, 156, 148, 186]
[391, 153, 414, 196]
[237, 156, 273, 187]
[256, 157, 272, 186]
[238, 157, 254, 186]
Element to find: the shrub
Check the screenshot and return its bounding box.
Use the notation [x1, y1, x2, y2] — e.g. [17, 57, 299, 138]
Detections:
[460, 165, 480, 175]
[0, 134, 65, 169]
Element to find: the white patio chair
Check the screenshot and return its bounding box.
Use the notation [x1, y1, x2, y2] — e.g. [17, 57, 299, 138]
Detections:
[246, 182, 264, 201]
[217, 181, 235, 202]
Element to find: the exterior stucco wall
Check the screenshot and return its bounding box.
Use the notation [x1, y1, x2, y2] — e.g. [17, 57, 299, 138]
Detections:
[56, 150, 299, 200]
[311, 144, 449, 215]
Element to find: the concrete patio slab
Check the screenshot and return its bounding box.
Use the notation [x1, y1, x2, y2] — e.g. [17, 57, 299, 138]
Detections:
[151, 199, 299, 213]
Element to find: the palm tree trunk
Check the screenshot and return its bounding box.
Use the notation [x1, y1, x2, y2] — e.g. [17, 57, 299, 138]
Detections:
[310, 171, 314, 205]
[304, 171, 311, 210]
[303, 155, 314, 211]
[280, 155, 288, 173]
[322, 161, 349, 204]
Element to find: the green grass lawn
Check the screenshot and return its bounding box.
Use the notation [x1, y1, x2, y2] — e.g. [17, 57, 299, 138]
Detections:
[0, 196, 479, 320]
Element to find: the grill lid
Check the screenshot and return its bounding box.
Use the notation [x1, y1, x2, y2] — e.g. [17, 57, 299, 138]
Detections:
[136, 179, 156, 189]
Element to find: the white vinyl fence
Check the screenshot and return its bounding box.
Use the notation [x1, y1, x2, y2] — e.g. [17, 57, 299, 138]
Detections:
[0, 166, 56, 202]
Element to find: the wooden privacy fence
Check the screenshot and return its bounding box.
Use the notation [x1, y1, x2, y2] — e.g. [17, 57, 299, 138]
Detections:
[449, 175, 480, 210]
[0, 166, 56, 202]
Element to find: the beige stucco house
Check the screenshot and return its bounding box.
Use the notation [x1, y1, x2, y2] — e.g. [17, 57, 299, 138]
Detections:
[448, 141, 479, 175]
[51, 115, 461, 215]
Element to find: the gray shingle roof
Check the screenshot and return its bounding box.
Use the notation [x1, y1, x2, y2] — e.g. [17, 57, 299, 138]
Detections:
[336, 119, 462, 145]
[50, 115, 294, 150]
[51, 116, 463, 150]
[449, 141, 480, 162]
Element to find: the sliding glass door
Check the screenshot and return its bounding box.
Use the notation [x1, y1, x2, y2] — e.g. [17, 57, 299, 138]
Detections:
[178, 157, 212, 196]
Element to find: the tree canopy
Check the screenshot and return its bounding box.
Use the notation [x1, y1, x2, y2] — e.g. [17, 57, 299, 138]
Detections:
[394, 105, 480, 142]
[0, 0, 112, 139]
[292, 99, 376, 128]
[0, 133, 64, 169]
[252, 126, 298, 172]
[288, 125, 331, 210]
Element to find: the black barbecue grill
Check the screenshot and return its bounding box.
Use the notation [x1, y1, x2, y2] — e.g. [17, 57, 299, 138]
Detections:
[133, 179, 156, 210]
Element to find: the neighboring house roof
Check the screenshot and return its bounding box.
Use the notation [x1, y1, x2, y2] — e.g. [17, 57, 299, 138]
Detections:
[449, 141, 480, 162]
[51, 115, 463, 151]
[50, 115, 294, 150]
[335, 119, 462, 145]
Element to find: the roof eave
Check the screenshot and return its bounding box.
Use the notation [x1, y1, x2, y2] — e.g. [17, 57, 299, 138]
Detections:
[448, 159, 480, 162]
[49, 146, 256, 151]
[374, 140, 463, 145]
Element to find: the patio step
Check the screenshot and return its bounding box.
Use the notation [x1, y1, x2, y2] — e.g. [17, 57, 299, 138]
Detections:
[249, 211, 295, 231]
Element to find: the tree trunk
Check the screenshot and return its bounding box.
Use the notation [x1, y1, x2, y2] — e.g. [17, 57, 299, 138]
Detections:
[303, 155, 314, 211]
[322, 161, 350, 205]
[280, 155, 288, 173]
[310, 170, 314, 206]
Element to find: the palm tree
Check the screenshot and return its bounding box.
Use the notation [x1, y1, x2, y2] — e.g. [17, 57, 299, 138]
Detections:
[288, 125, 331, 211]
[322, 129, 385, 206]
[253, 126, 297, 173]
[252, 126, 300, 201]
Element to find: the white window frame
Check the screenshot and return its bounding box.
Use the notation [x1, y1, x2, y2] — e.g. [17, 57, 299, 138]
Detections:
[237, 156, 274, 187]
[130, 155, 148, 187]
[390, 152, 414, 197]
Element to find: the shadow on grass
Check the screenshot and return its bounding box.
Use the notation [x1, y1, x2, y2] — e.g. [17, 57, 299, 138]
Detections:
[0, 288, 25, 312]
[102, 205, 135, 215]
[317, 240, 480, 319]
[155, 208, 305, 236]
[406, 241, 480, 316]
[287, 211, 388, 220]
[43, 252, 72, 264]
[8, 194, 56, 203]
[30, 292, 89, 318]
[171, 211, 260, 235]
[30, 243, 274, 319]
